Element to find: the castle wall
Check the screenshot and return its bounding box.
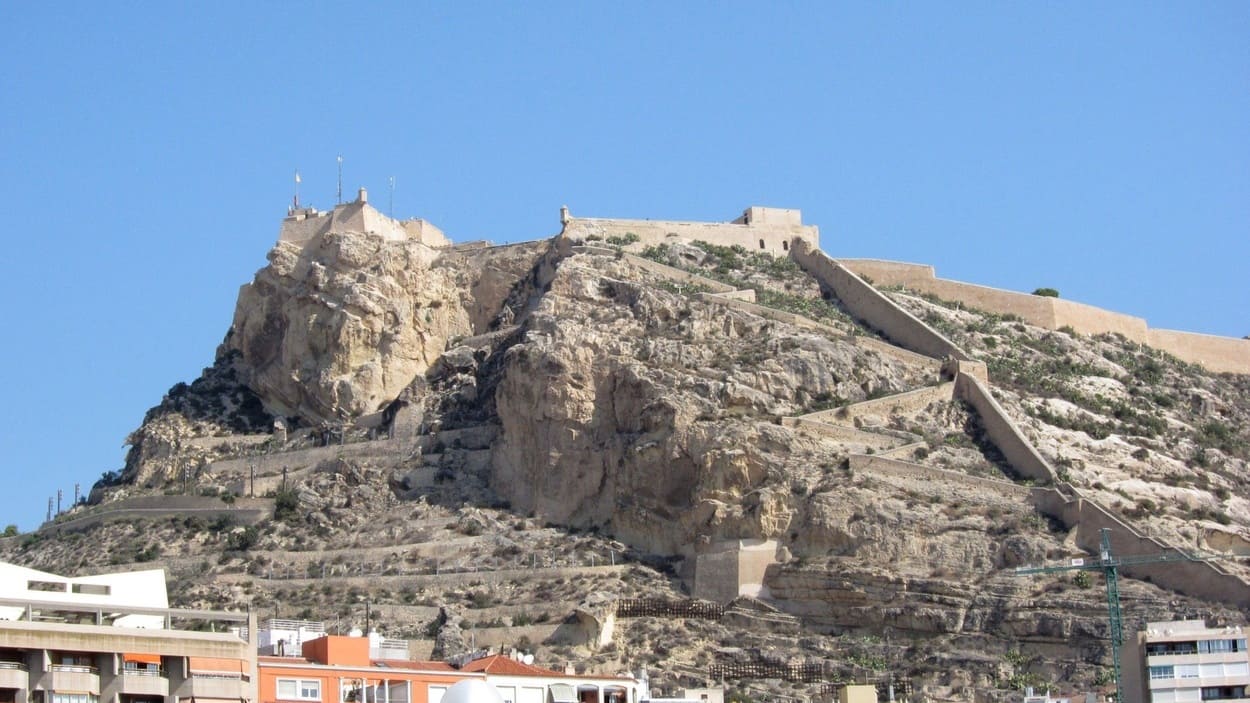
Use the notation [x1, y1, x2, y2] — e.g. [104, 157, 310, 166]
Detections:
[278, 200, 450, 248]
[953, 372, 1056, 484]
[562, 210, 818, 257]
[1029, 488, 1250, 609]
[790, 241, 967, 361]
[838, 259, 1248, 374]
[1146, 328, 1250, 374]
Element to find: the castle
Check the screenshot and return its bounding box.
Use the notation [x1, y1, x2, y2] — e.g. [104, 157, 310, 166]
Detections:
[275, 196, 1249, 375]
[279, 187, 450, 248]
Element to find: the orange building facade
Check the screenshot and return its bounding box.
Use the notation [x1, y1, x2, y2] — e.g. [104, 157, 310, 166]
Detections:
[258, 637, 474, 703]
[257, 637, 642, 703]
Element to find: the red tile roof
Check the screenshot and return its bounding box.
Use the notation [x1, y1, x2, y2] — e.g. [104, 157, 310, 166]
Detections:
[459, 655, 566, 677]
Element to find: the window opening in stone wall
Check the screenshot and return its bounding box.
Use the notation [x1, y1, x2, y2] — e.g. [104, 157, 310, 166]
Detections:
[782, 241, 788, 251]
[759, 239, 765, 249]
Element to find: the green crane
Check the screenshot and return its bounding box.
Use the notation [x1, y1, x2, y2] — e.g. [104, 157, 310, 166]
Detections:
[1013, 528, 1242, 703]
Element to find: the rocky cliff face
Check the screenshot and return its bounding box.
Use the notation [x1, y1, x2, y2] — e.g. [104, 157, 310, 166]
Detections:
[225, 231, 472, 422]
[23, 219, 1250, 703]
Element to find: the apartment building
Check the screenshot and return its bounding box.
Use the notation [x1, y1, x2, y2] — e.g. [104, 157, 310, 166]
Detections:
[1122, 619, 1249, 703]
[0, 562, 256, 703]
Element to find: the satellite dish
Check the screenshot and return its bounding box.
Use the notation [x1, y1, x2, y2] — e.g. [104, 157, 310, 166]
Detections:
[349, 627, 363, 637]
[443, 680, 504, 703]
[523, 654, 534, 665]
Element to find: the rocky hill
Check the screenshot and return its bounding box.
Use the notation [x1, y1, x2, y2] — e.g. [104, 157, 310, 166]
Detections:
[5, 210, 1248, 703]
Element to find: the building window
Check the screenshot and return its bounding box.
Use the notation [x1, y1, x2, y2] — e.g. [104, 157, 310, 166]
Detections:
[70, 584, 110, 595]
[1148, 642, 1198, 656]
[759, 239, 765, 250]
[278, 679, 322, 701]
[51, 695, 98, 703]
[782, 241, 788, 251]
[1201, 686, 1247, 701]
[1149, 666, 1174, 680]
[1177, 664, 1200, 679]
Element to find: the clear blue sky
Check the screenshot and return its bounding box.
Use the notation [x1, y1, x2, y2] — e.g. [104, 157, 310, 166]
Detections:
[2, 3, 1247, 532]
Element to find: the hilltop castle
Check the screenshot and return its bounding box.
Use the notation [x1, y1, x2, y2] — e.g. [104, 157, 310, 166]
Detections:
[279, 187, 450, 248]
[275, 196, 1248, 375]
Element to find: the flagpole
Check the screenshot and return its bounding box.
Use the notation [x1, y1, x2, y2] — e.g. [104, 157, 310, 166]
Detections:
[294, 170, 301, 208]
[389, 176, 395, 217]
[337, 156, 343, 205]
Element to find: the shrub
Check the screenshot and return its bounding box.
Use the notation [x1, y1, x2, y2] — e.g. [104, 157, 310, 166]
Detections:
[1032, 287, 1060, 297]
[1072, 571, 1092, 589]
[273, 488, 301, 522]
[227, 526, 260, 551]
[2, 524, 17, 537]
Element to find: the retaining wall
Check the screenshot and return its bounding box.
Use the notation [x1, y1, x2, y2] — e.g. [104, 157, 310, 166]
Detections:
[780, 417, 905, 451]
[790, 242, 967, 361]
[614, 252, 739, 293]
[41, 496, 272, 534]
[695, 293, 837, 332]
[850, 454, 1033, 504]
[952, 373, 1055, 484]
[803, 383, 953, 424]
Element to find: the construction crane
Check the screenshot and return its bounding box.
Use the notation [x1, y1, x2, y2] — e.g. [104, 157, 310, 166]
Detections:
[1014, 528, 1243, 703]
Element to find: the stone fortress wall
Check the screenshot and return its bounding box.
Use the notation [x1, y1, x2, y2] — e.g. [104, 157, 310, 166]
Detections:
[789, 242, 1249, 610]
[560, 206, 819, 257]
[839, 259, 1250, 374]
[278, 187, 450, 248]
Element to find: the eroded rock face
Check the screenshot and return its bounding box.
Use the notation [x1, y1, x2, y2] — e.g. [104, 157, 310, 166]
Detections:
[224, 232, 472, 423]
[488, 257, 930, 555]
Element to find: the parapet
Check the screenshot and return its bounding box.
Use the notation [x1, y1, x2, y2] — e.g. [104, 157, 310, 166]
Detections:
[278, 190, 450, 248]
[560, 205, 819, 256]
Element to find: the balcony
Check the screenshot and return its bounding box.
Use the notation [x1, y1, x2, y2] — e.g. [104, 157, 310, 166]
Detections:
[50, 665, 99, 694]
[119, 669, 168, 697]
[0, 662, 28, 690]
[185, 673, 248, 699]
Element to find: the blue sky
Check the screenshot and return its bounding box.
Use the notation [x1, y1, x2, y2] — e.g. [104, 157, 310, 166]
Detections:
[1, 3, 1247, 532]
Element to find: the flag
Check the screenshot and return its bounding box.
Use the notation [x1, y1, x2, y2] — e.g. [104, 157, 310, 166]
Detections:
[295, 171, 301, 183]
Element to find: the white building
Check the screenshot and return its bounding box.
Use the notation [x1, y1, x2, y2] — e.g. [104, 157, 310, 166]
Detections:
[0, 561, 256, 703]
[1122, 619, 1249, 703]
[0, 563, 169, 629]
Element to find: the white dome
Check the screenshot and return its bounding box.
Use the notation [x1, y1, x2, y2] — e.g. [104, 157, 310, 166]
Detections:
[443, 680, 504, 703]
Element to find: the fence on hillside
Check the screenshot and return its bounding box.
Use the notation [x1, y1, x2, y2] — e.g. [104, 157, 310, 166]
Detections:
[615, 598, 723, 620]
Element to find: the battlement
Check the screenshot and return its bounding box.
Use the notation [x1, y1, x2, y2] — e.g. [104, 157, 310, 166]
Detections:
[559, 205, 818, 256]
[278, 187, 450, 248]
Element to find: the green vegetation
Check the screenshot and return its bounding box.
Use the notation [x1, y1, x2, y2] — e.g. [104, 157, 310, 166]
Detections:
[226, 526, 260, 551]
[605, 232, 640, 246]
[2, 524, 17, 537]
[1032, 287, 1059, 297]
[638, 242, 856, 327]
[273, 487, 301, 522]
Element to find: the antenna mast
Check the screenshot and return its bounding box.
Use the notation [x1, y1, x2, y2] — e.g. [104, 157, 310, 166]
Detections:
[388, 176, 395, 217]
[337, 156, 343, 204]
